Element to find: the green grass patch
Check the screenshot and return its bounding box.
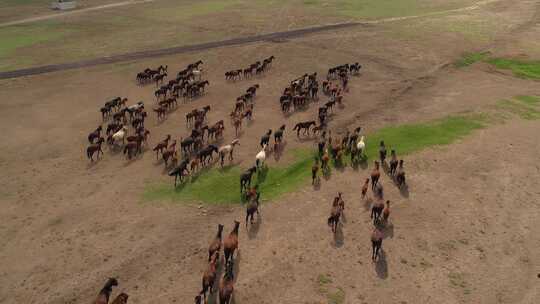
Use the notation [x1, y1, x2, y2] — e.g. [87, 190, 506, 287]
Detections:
[486, 58, 540, 80]
[144, 115, 485, 205]
[318, 274, 333, 285]
[327, 287, 345, 304]
[454, 51, 490, 67]
[496, 99, 540, 120]
[514, 95, 540, 105]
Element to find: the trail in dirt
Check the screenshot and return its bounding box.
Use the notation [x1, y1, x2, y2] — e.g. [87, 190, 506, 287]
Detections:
[0, 0, 505, 80]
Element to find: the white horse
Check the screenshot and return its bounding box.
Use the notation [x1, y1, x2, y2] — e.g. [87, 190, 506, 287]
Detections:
[255, 144, 267, 168]
[356, 135, 365, 158]
[218, 139, 240, 167]
[112, 126, 128, 146]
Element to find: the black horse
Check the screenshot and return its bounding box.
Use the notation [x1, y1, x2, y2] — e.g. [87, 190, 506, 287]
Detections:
[240, 166, 257, 193]
[273, 125, 286, 143]
[169, 159, 190, 186]
[197, 145, 218, 165]
[260, 129, 272, 147]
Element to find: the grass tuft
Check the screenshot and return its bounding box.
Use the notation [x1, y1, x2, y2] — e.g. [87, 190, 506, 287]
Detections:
[486, 58, 540, 80]
[454, 51, 490, 67]
[144, 115, 485, 205]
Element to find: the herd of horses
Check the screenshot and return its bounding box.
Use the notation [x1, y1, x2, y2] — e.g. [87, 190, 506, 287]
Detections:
[86, 55, 415, 304]
[225, 56, 275, 81]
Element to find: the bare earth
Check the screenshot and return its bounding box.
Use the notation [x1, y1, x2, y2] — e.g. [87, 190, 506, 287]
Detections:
[0, 1, 539, 304]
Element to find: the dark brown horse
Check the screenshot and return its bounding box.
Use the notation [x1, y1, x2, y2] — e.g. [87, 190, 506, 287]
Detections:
[371, 161, 381, 190]
[371, 228, 383, 261]
[110, 293, 129, 304]
[223, 221, 240, 266]
[87, 138, 105, 161]
[88, 126, 103, 143]
[93, 278, 118, 304]
[200, 252, 219, 303]
[208, 224, 224, 261]
[219, 261, 235, 304]
[327, 193, 344, 234]
[293, 121, 316, 137]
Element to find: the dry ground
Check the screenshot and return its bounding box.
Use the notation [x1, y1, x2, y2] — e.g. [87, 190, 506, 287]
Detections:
[0, 1, 539, 304]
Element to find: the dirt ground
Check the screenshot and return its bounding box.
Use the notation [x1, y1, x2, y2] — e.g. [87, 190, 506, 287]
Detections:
[0, 1, 539, 303]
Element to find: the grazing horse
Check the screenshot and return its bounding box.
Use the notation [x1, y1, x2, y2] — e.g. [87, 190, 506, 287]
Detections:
[260, 129, 272, 147]
[389, 150, 398, 176]
[169, 159, 190, 186]
[88, 126, 103, 143]
[219, 261, 235, 304]
[93, 278, 118, 304]
[395, 160, 406, 188]
[371, 228, 383, 261]
[240, 166, 256, 193]
[223, 221, 240, 266]
[87, 138, 105, 161]
[200, 252, 219, 303]
[371, 199, 385, 225]
[371, 161, 381, 190]
[255, 144, 267, 169]
[293, 121, 316, 137]
[327, 193, 344, 234]
[110, 293, 129, 304]
[219, 139, 240, 167]
[273, 124, 286, 143]
[208, 224, 224, 261]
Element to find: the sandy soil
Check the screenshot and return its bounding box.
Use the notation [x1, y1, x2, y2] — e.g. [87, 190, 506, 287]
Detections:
[0, 1, 539, 303]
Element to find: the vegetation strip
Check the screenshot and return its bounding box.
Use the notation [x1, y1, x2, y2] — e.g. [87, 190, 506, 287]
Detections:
[144, 115, 487, 205]
[455, 52, 540, 79]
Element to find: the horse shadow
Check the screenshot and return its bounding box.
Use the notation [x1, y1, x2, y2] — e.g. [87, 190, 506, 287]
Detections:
[398, 184, 409, 198]
[220, 163, 239, 173]
[332, 225, 344, 248]
[256, 167, 269, 183]
[381, 222, 394, 239]
[375, 250, 388, 279]
[247, 215, 262, 240]
[312, 178, 322, 191]
[232, 251, 241, 282]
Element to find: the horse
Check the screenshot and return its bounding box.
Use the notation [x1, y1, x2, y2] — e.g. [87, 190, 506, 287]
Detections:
[219, 139, 240, 167]
[293, 121, 316, 137]
[223, 221, 240, 266]
[327, 193, 344, 234]
[312, 159, 319, 185]
[355, 135, 366, 161]
[255, 144, 267, 169]
[361, 178, 369, 199]
[197, 145, 218, 165]
[371, 199, 385, 225]
[200, 251, 219, 303]
[260, 129, 272, 147]
[240, 166, 256, 193]
[383, 200, 391, 224]
[371, 228, 383, 261]
[395, 160, 406, 188]
[152, 135, 171, 159]
[371, 161, 381, 190]
[110, 126, 128, 146]
[379, 140, 387, 163]
[87, 138, 105, 161]
[246, 195, 260, 227]
[88, 126, 103, 143]
[389, 150, 398, 176]
[93, 278, 118, 304]
[273, 124, 286, 143]
[169, 159, 190, 186]
[162, 149, 177, 167]
[219, 261, 235, 304]
[110, 293, 129, 304]
[208, 224, 224, 261]
[123, 141, 141, 159]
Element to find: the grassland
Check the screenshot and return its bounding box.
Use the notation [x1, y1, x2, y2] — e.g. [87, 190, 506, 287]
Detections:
[144, 115, 486, 205]
[0, 0, 480, 70]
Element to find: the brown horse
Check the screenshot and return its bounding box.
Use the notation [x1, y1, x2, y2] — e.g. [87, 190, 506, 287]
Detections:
[223, 221, 240, 266]
[152, 135, 171, 160]
[162, 149, 176, 166]
[382, 200, 391, 223]
[370, 198, 385, 225]
[311, 159, 319, 185]
[293, 121, 316, 137]
[395, 160, 406, 188]
[87, 138, 105, 161]
[389, 150, 398, 176]
[245, 197, 260, 227]
[371, 228, 383, 261]
[208, 224, 224, 262]
[93, 278, 118, 304]
[123, 141, 141, 159]
[200, 251, 219, 303]
[327, 193, 344, 234]
[361, 178, 369, 199]
[219, 261, 235, 304]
